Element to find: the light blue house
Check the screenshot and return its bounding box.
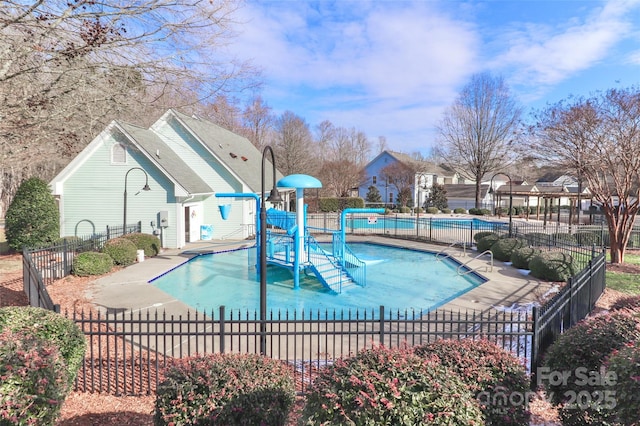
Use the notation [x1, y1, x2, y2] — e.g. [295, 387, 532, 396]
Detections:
[358, 150, 463, 208]
[50, 109, 283, 249]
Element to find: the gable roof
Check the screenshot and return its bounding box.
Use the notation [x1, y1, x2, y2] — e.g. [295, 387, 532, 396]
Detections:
[367, 150, 457, 178]
[115, 121, 213, 195]
[165, 109, 283, 192]
[443, 184, 490, 198]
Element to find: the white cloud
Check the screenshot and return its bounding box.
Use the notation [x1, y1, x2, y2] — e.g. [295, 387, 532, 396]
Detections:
[494, 0, 639, 87]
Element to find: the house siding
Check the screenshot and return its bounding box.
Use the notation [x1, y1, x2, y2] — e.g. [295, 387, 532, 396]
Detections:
[60, 134, 176, 243]
[154, 119, 251, 240]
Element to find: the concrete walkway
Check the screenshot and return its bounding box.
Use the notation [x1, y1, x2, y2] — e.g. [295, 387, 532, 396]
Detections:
[86, 236, 556, 317]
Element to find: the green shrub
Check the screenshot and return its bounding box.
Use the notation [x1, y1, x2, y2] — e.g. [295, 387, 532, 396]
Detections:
[575, 232, 601, 247]
[510, 247, 542, 270]
[5, 177, 60, 251]
[155, 353, 295, 426]
[0, 306, 86, 386]
[414, 207, 424, 214]
[102, 237, 137, 266]
[541, 312, 640, 425]
[528, 251, 577, 282]
[441, 208, 452, 214]
[415, 339, 530, 426]
[302, 344, 484, 425]
[122, 232, 161, 257]
[552, 232, 577, 245]
[425, 206, 439, 214]
[605, 340, 640, 425]
[474, 231, 497, 243]
[469, 207, 490, 216]
[0, 329, 69, 426]
[477, 234, 500, 253]
[399, 206, 411, 213]
[524, 232, 551, 247]
[490, 238, 525, 262]
[454, 208, 467, 214]
[72, 252, 113, 276]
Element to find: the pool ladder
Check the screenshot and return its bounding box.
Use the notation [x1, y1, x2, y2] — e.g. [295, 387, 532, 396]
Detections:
[435, 241, 471, 261]
[456, 250, 494, 276]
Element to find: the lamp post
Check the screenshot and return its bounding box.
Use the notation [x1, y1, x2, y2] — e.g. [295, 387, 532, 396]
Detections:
[260, 145, 282, 355]
[123, 167, 151, 234]
[490, 172, 513, 237]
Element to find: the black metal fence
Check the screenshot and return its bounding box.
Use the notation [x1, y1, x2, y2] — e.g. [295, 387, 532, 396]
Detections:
[69, 306, 535, 395]
[22, 222, 140, 312]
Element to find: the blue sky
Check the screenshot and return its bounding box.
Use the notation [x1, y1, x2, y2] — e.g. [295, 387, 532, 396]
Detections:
[229, 0, 640, 155]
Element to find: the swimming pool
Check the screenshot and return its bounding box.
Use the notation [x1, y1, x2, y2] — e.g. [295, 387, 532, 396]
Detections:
[150, 243, 486, 315]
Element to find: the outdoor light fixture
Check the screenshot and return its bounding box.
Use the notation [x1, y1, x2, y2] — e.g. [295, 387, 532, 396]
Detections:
[260, 145, 282, 355]
[490, 172, 513, 237]
[123, 167, 151, 234]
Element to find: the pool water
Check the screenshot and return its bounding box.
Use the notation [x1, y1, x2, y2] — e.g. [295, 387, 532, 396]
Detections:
[346, 217, 504, 231]
[150, 243, 486, 314]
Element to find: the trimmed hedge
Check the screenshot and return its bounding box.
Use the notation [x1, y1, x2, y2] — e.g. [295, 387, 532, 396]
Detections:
[0, 329, 69, 426]
[72, 252, 113, 276]
[510, 247, 542, 270]
[155, 353, 295, 426]
[541, 312, 640, 425]
[523, 232, 551, 247]
[469, 208, 491, 216]
[605, 340, 640, 424]
[454, 208, 467, 214]
[490, 238, 525, 262]
[426, 206, 439, 214]
[528, 251, 577, 282]
[575, 231, 601, 247]
[102, 237, 137, 266]
[0, 306, 86, 386]
[477, 234, 500, 253]
[474, 231, 497, 243]
[302, 344, 484, 425]
[415, 339, 530, 426]
[552, 232, 577, 245]
[122, 232, 161, 257]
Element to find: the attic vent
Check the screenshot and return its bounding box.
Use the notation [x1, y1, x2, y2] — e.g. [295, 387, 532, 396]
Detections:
[230, 153, 237, 158]
[241, 156, 248, 161]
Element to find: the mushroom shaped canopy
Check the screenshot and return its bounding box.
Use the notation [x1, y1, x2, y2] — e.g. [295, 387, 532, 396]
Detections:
[277, 174, 322, 189]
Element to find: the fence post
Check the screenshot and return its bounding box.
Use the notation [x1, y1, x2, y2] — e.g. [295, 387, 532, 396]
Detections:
[530, 305, 539, 388]
[63, 238, 69, 276]
[219, 306, 226, 354]
[106, 225, 111, 240]
[379, 306, 385, 345]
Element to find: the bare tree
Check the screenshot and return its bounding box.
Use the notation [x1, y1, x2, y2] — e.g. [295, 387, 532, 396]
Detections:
[242, 95, 274, 150]
[436, 73, 522, 208]
[0, 0, 258, 212]
[532, 87, 640, 264]
[380, 162, 417, 207]
[272, 111, 316, 176]
[318, 160, 366, 197]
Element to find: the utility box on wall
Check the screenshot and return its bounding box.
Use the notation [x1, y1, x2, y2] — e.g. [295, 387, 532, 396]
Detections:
[158, 210, 169, 228]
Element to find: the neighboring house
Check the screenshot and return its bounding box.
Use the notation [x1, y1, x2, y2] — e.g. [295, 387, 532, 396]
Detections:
[443, 184, 492, 210]
[50, 109, 284, 249]
[359, 151, 464, 207]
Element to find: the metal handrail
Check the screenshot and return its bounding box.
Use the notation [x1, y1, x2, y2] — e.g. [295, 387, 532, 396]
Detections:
[435, 241, 469, 261]
[456, 250, 493, 275]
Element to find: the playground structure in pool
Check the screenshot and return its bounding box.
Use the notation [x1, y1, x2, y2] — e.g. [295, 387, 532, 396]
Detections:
[216, 174, 383, 294]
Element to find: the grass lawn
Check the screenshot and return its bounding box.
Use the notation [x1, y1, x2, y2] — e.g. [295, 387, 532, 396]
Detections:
[606, 252, 640, 295]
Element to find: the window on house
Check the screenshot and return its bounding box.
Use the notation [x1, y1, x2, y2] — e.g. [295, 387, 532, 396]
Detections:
[112, 143, 126, 163]
[372, 176, 377, 184]
[388, 192, 394, 203]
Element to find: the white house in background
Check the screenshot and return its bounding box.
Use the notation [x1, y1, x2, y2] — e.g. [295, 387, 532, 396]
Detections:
[49, 109, 284, 249]
[359, 150, 466, 207]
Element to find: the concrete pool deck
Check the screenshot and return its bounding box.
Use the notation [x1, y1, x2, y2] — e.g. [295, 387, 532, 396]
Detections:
[86, 236, 557, 317]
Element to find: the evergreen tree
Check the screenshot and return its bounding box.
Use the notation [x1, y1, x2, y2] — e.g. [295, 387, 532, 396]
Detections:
[5, 177, 59, 251]
[427, 183, 448, 210]
[365, 185, 382, 203]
